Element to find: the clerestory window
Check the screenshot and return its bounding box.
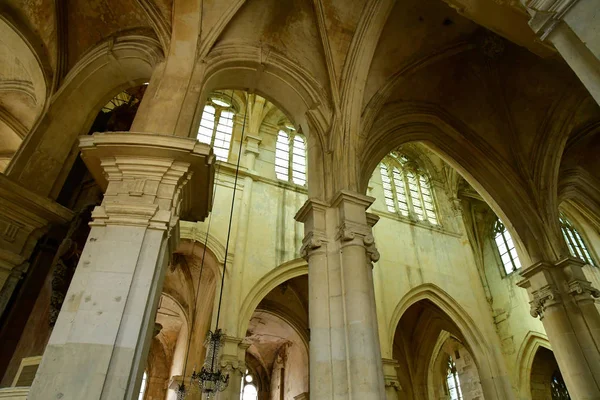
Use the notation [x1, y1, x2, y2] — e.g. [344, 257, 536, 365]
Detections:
[197, 97, 235, 162]
[493, 219, 521, 275]
[379, 153, 438, 224]
[446, 356, 463, 400]
[560, 214, 595, 266]
[275, 128, 306, 186]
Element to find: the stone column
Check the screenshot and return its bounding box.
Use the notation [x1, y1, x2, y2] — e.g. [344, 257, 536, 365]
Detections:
[295, 190, 386, 400]
[28, 132, 214, 400]
[0, 174, 72, 318]
[217, 336, 250, 400]
[382, 359, 401, 400]
[518, 257, 600, 399]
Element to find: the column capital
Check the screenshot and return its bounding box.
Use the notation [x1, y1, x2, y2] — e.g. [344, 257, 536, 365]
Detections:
[79, 132, 215, 230]
[518, 256, 600, 318]
[522, 0, 579, 39]
[219, 335, 250, 373]
[382, 358, 402, 390]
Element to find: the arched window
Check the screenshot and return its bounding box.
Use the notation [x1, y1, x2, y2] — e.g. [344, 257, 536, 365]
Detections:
[560, 214, 595, 266]
[197, 97, 235, 162]
[550, 370, 571, 399]
[138, 371, 148, 400]
[275, 128, 306, 186]
[493, 219, 521, 274]
[378, 153, 438, 224]
[446, 356, 463, 400]
[240, 369, 258, 400]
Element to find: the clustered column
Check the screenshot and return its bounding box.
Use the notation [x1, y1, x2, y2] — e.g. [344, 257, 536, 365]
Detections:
[28, 132, 214, 400]
[518, 257, 600, 399]
[295, 190, 386, 399]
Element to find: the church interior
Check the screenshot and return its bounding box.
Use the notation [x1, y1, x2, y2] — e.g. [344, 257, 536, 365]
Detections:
[0, 0, 599, 399]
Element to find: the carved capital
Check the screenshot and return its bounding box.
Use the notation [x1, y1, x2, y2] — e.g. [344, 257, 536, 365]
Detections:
[529, 284, 561, 319]
[300, 230, 327, 260]
[79, 132, 215, 231]
[568, 279, 600, 303]
[385, 378, 402, 390]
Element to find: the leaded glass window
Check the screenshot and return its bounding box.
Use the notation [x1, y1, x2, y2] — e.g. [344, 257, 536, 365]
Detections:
[551, 370, 570, 399]
[493, 219, 521, 274]
[446, 357, 463, 400]
[378, 153, 438, 224]
[197, 98, 235, 162]
[560, 214, 595, 266]
[275, 129, 306, 186]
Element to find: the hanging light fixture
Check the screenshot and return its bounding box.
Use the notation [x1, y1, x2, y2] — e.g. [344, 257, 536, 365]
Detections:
[177, 90, 246, 399]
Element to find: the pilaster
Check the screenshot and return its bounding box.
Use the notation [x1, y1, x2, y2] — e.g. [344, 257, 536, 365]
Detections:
[28, 132, 214, 400]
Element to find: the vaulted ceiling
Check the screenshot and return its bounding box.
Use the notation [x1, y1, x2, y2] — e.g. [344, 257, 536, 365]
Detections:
[1, 0, 599, 260]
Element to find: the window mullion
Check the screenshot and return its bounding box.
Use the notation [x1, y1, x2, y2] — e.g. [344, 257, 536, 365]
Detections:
[388, 164, 401, 215]
[211, 108, 221, 147]
[502, 231, 516, 272]
[288, 132, 294, 183]
[416, 174, 428, 221]
[404, 170, 416, 218]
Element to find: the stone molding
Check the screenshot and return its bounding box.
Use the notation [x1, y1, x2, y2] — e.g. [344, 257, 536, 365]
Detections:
[522, 0, 579, 39]
[244, 135, 262, 157]
[518, 257, 600, 318]
[382, 358, 402, 390]
[79, 132, 215, 232]
[528, 283, 561, 318]
[296, 191, 380, 262]
[219, 335, 250, 373]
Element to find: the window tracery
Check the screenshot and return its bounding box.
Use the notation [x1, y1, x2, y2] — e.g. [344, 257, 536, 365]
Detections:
[493, 219, 521, 274]
[240, 369, 258, 400]
[275, 128, 306, 186]
[197, 97, 235, 162]
[550, 370, 571, 399]
[446, 356, 463, 400]
[379, 152, 438, 224]
[560, 214, 595, 266]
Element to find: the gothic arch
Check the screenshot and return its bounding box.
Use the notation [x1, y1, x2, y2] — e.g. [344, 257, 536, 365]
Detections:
[389, 283, 512, 399]
[199, 45, 331, 198]
[6, 33, 163, 199]
[516, 331, 552, 400]
[237, 258, 308, 338]
[360, 101, 568, 264]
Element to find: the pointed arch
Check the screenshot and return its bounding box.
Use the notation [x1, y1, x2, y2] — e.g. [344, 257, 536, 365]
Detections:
[360, 101, 569, 264]
[389, 283, 512, 400]
[516, 331, 551, 399]
[237, 258, 308, 338]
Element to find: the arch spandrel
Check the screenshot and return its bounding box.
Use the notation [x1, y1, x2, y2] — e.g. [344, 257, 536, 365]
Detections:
[5, 34, 163, 199]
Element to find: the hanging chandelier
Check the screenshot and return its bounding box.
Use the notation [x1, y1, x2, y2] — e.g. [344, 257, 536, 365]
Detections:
[176, 91, 246, 399]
